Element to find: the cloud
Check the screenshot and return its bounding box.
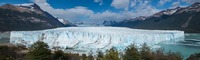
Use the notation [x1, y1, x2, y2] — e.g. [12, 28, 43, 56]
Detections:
[169, 1, 191, 9]
[55, 6, 94, 22]
[169, 1, 181, 8]
[88, 11, 126, 23]
[172, 1, 180, 6]
[129, 0, 160, 16]
[181, 0, 200, 4]
[159, 0, 172, 6]
[87, 11, 139, 23]
[33, 0, 94, 22]
[135, 6, 160, 16]
[88, 0, 160, 24]
[135, 1, 160, 16]
[88, 7, 160, 24]
[130, 0, 137, 7]
[32, 0, 160, 24]
[94, 0, 103, 5]
[111, 0, 130, 10]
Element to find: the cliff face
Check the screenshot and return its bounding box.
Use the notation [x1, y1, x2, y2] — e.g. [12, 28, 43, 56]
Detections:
[106, 2, 200, 33]
[10, 27, 184, 53]
[0, 3, 65, 31]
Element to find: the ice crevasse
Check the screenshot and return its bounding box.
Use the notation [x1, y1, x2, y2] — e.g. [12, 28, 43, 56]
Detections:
[10, 27, 184, 53]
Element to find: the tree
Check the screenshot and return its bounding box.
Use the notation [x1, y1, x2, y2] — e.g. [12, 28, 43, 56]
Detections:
[97, 50, 104, 60]
[123, 44, 141, 60]
[187, 53, 200, 60]
[154, 48, 166, 60]
[103, 47, 121, 60]
[166, 51, 182, 60]
[25, 41, 51, 60]
[82, 54, 87, 60]
[0, 46, 17, 60]
[88, 50, 94, 60]
[140, 43, 152, 60]
[52, 50, 65, 60]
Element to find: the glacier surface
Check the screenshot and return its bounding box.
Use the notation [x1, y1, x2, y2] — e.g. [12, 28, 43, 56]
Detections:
[10, 27, 184, 53]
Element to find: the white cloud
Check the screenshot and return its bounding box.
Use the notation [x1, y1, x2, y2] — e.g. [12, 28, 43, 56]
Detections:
[130, 0, 137, 7]
[94, 0, 103, 5]
[135, 6, 160, 16]
[88, 0, 160, 24]
[88, 11, 126, 23]
[33, 0, 94, 22]
[169, 1, 191, 9]
[135, 1, 160, 16]
[87, 7, 160, 24]
[56, 6, 94, 22]
[87, 11, 139, 24]
[111, 0, 130, 10]
[172, 1, 180, 6]
[159, 0, 172, 6]
[32, 0, 160, 24]
[170, 1, 181, 8]
[129, 0, 160, 16]
[181, 0, 200, 4]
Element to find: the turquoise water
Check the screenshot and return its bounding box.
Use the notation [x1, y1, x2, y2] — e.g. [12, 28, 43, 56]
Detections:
[159, 33, 200, 59]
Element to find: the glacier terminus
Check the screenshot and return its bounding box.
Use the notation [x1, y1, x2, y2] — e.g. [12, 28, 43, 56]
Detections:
[10, 27, 184, 54]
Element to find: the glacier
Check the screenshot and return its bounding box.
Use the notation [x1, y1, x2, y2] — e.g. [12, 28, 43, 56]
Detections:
[10, 27, 184, 54]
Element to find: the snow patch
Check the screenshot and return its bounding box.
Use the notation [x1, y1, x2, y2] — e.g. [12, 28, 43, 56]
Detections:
[14, 3, 35, 11]
[163, 9, 177, 15]
[14, 3, 34, 6]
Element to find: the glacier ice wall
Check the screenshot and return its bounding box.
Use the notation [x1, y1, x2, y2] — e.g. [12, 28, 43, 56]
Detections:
[10, 27, 184, 53]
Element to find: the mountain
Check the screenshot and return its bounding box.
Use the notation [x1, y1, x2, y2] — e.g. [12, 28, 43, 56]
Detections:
[106, 2, 200, 33]
[103, 20, 118, 26]
[57, 18, 76, 27]
[0, 3, 66, 31]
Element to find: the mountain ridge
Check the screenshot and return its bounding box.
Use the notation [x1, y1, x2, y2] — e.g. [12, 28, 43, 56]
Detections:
[0, 3, 68, 31]
[105, 2, 200, 33]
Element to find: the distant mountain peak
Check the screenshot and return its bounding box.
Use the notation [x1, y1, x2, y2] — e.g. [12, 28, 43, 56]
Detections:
[134, 16, 147, 20]
[14, 3, 34, 6]
[0, 4, 19, 10]
[30, 3, 41, 10]
[57, 18, 69, 25]
[175, 6, 181, 9]
[152, 2, 200, 18]
[13, 3, 46, 15]
[106, 2, 200, 33]
[152, 8, 178, 17]
[0, 3, 41, 13]
[191, 2, 200, 7]
[0, 4, 66, 31]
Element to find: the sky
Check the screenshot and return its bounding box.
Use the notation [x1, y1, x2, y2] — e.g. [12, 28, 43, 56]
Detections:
[0, 0, 199, 24]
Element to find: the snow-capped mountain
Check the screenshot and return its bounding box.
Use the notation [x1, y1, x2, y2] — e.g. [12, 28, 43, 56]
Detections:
[107, 2, 200, 33]
[0, 3, 66, 31]
[153, 7, 179, 17]
[134, 16, 147, 20]
[15, 3, 36, 12]
[58, 18, 69, 25]
[103, 20, 118, 26]
[57, 18, 77, 27]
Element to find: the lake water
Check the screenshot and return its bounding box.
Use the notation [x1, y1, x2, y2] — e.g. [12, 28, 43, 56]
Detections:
[159, 33, 200, 59]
